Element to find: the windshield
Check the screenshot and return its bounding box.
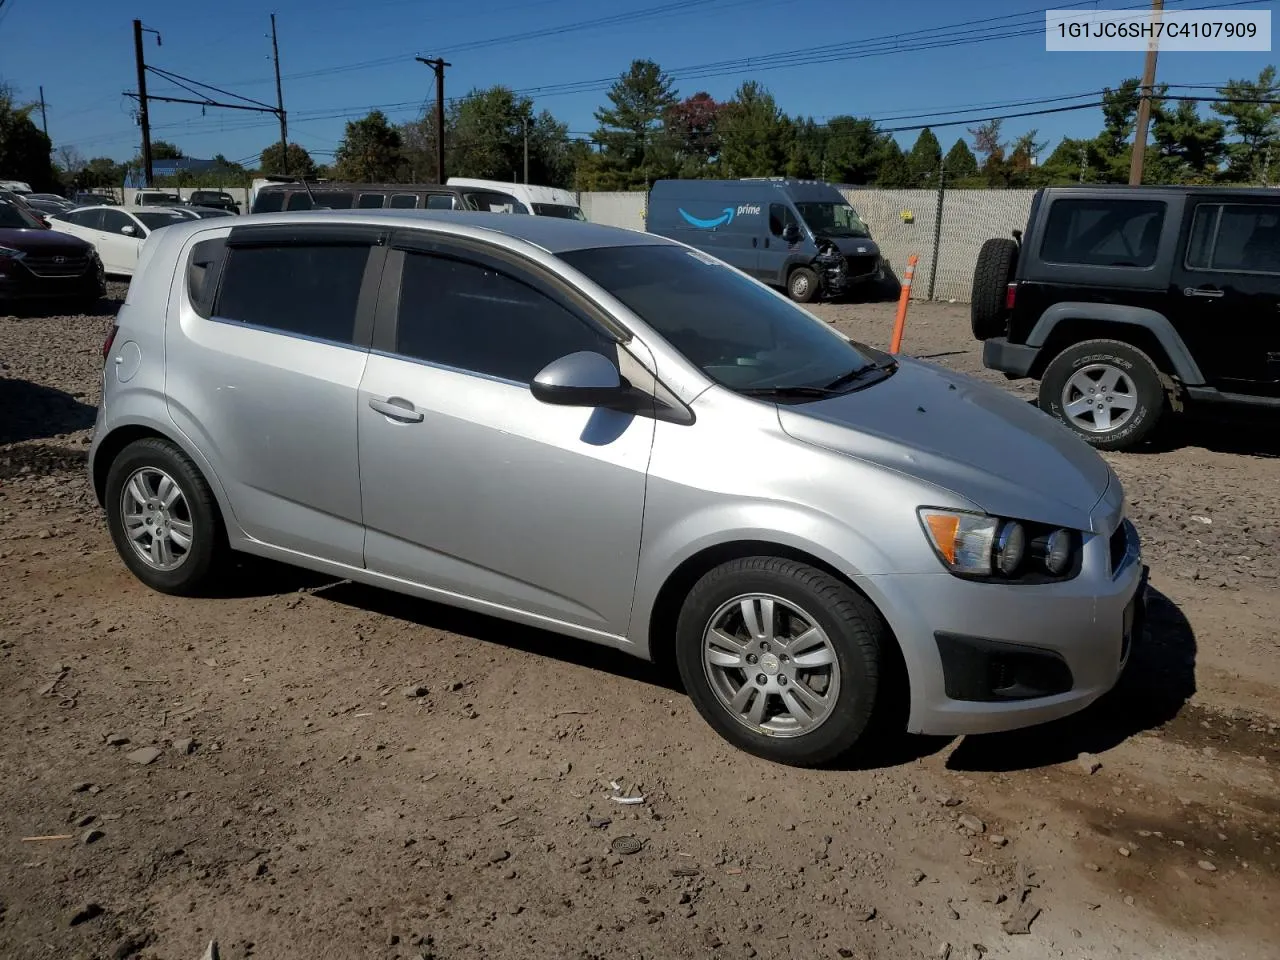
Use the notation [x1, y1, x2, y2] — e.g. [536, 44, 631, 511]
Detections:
[559, 244, 875, 393]
[794, 201, 870, 239]
[135, 210, 188, 231]
[533, 203, 586, 221]
[0, 199, 41, 229]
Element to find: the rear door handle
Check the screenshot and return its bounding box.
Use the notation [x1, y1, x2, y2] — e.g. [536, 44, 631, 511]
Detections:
[368, 396, 424, 423]
[1183, 286, 1224, 298]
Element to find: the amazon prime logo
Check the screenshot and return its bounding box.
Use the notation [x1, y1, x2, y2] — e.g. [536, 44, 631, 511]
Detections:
[677, 203, 761, 229]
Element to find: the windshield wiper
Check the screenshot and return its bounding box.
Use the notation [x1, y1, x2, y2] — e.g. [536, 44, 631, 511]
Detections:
[821, 356, 898, 392]
[740, 385, 841, 399]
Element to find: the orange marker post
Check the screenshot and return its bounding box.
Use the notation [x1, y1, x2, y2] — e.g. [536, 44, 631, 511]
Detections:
[889, 254, 918, 355]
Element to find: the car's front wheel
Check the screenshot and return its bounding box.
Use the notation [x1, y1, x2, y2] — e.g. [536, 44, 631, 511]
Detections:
[787, 267, 819, 303]
[104, 437, 226, 595]
[675, 557, 889, 767]
[1038, 339, 1166, 451]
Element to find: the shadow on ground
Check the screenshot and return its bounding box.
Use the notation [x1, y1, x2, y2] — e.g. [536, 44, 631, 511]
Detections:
[946, 585, 1196, 772]
[0, 378, 97, 445]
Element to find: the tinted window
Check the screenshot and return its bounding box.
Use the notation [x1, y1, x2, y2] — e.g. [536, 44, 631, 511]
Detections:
[462, 191, 526, 214]
[769, 203, 798, 237]
[1187, 203, 1280, 275]
[101, 210, 136, 235]
[358, 193, 386, 209]
[1040, 199, 1165, 267]
[395, 252, 613, 383]
[255, 191, 285, 213]
[425, 194, 455, 210]
[66, 208, 103, 228]
[135, 210, 187, 231]
[559, 244, 874, 392]
[215, 244, 370, 344]
[0, 200, 36, 229]
[285, 191, 311, 211]
[532, 203, 584, 220]
[389, 194, 418, 209]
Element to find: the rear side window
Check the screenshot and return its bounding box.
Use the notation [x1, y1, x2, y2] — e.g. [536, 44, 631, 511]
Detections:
[425, 194, 455, 210]
[358, 193, 385, 209]
[1040, 199, 1165, 268]
[389, 194, 418, 209]
[214, 244, 370, 345]
[255, 191, 285, 213]
[394, 251, 613, 383]
[1186, 203, 1280, 275]
[285, 192, 311, 211]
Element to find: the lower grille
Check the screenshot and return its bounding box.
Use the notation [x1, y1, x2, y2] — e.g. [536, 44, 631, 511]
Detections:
[25, 255, 91, 278]
[844, 254, 878, 277]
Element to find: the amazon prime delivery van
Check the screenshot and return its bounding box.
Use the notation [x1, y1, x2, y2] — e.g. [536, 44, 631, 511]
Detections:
[645, 178, 883, 302]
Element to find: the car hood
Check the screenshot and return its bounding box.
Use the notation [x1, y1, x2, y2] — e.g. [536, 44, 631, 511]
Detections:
[775, 357, 1113, 532]
[819, 235, 880, 258]
[0, 227, 92, 254]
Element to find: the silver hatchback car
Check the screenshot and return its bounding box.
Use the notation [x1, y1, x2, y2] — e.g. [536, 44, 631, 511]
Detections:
[90, 210, 1148, 767]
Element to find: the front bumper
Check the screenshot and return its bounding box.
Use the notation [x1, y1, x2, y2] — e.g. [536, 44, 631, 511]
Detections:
[863, 520, 1148, 737]
[0, 259, 105, 302]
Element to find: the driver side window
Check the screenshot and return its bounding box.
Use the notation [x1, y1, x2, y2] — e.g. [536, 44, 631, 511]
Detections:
[394, 251, 615, 384]
[769, 203, 797, 237]
[101, 210, 136, 235]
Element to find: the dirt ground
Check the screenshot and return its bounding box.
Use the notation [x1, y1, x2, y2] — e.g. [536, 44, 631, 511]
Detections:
[1, 286, 1277, 960]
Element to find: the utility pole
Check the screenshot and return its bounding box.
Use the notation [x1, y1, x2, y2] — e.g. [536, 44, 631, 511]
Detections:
[522, 115, 529, 184]
[270, 14, 289, 176]
[926, 156, 945, 302]
[38, 86, 47, 136]
[132, 19, 156, 187]
[1128, 0, 1164, 186]
[1079, 143, 1088, 183]
[415, 57, 450, 182]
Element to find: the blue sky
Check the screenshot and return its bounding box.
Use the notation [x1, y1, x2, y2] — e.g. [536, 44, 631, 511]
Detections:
[2, 0, 1275, 166]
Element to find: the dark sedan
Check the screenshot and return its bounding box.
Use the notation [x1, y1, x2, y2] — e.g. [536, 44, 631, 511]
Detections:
[0, 197, 106, 310]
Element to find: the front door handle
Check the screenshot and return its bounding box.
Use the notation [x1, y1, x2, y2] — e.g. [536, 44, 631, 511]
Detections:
[1183, 286, 1224, 298]
[369, 396, 423, 423]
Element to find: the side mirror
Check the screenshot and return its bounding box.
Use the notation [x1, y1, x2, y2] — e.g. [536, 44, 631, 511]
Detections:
[530, 351, 624, 407]
[782, 223, 801, 243]
[121, 225, 138, 236]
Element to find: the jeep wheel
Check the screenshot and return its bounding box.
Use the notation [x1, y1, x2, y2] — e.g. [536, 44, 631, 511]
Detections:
[787, 267, 819, 303]
[1039, 339, 1166, 451]
[970, 237, 1018, 340]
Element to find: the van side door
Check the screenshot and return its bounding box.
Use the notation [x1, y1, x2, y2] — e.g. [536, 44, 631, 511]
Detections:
[762, 203, 803, 285]
[165, 223, 386, 566]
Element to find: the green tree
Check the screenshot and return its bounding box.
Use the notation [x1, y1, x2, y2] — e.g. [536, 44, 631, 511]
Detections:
[718, 81, 791, 178]
[875, 138, 912, 187]
[1213, 67, 1280, 182]
[822, 116, 887, 184]
[584, 59, 678, 190]
[662, 92, 722, 177]
[1039, 136, 1095, 184]
[259, 142, 317, 177]
[1149, 99, 1226, 183]
[906, 127, 942, 185]
[0, 84, 56, 190]
[944, 138, 979, 182]
[151, 140, 184, 160]
[335, 110, 404, 182]
[785, 116, 825, 179]
[79, 156, 125, 190]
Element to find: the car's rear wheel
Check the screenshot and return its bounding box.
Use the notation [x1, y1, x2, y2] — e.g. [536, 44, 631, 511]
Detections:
[104, 437, 226, 595]
[1038, 339, 1166, 451]
[674, 557, 888, 767]
[787, 266, 819, 303]
[970, 237, 1018, 340]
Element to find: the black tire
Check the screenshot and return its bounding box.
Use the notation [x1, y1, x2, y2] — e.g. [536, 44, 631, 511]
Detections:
[674, 557, 890, 767]
[970, 237, 1018, 340]
[787, 266, 819, 303]
[1038, 339, 1167, 451]
[104, 437, 227, 595]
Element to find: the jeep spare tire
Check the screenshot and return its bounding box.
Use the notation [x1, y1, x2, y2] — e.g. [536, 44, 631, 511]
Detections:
[970, 237, 1018, 340]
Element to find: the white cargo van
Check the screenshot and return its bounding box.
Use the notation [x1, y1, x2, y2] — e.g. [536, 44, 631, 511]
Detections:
[446, 178, 584, 220]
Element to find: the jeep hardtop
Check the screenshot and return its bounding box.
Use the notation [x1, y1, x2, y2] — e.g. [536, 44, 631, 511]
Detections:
[971, 185, 1280, 450]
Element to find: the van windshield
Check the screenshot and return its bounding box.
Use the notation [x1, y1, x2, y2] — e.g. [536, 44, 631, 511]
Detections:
[560, 244, 881, 399]
[794, 201, 870, 239]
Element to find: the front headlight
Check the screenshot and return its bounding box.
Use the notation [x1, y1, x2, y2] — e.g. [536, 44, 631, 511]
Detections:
[918, 508, 1080, 582]
[0, 245, 26, 261]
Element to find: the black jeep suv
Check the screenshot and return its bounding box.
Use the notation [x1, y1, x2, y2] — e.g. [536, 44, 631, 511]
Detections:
[972, 186, 1280, 450]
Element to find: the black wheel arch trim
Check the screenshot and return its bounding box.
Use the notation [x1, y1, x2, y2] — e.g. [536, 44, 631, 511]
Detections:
[1025, 303, 1205, 385]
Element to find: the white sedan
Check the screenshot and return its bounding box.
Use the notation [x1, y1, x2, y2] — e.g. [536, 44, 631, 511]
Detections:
[48, 205, 189, 277]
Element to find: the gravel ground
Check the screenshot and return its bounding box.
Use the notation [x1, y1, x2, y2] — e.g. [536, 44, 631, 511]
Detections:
[1, 286, 1277, 960]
